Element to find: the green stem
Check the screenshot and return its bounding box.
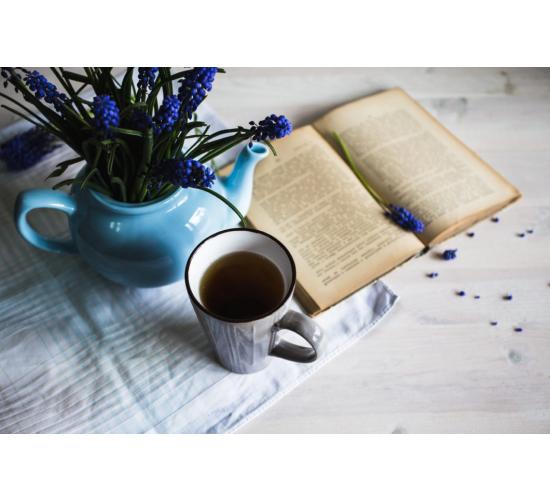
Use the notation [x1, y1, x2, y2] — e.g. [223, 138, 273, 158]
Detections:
[194, 187, 247, 227]
[332, 132, 387, 209]
[132, 129, 153, 202]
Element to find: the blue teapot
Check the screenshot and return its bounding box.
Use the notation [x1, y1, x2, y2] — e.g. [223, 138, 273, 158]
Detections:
[14, 142, 269, 287]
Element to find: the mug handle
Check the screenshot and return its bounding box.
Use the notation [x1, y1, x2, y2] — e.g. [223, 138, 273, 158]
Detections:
[270, 310, 324, 363]
[14, 189, 78, 254]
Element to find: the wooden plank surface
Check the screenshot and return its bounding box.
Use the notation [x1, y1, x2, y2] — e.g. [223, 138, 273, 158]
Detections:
[1, 68, 548, 433]
[207, 68, 550, 433]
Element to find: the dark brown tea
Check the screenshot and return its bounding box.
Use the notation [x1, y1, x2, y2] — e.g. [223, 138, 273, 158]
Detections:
[199, 251, 285, 321]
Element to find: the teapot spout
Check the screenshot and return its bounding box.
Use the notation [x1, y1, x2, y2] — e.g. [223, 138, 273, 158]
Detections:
[219, 142, 269, 216]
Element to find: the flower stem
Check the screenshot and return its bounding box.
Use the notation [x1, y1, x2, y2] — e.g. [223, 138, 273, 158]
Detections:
[332, 132, 387, 210]
[194, 187, 247, 227]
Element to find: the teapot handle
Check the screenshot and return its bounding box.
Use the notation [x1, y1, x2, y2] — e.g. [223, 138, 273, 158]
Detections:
[14, 189, 78, 254]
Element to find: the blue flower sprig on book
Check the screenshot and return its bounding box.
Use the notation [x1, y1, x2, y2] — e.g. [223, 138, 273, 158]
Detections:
[0, 127, 60, 171]
[332, 132, 424, 233]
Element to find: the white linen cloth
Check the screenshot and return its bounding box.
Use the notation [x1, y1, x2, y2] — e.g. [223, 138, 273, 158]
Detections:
[0, 114, 398, 433]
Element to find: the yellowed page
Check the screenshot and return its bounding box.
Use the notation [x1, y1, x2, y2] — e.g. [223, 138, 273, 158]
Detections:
[313, 88, 521, 244]
[246, 125, 423, 315]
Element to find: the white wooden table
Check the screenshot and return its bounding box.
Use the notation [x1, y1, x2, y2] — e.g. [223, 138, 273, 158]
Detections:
[207, 68, 550, 433]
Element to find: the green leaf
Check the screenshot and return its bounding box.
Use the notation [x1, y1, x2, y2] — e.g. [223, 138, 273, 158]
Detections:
[122, 68, 134, 103]
[61, 70, 90, 84]
[111, 127, 144, 138]
[159, 67, 173, 97]
[52, 178, 77, 190]
[80, 167, 100, 190]
[114, 138, 136, 171]
[146, 69, 193, 113]
[84, 180, 112, 197]
[45, 157, 83, 179]
[110, 176, 127, 202]
[51, 68, 89, 120]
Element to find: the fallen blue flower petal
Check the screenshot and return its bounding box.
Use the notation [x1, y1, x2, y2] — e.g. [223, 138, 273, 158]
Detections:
[442, 249, 458, 260]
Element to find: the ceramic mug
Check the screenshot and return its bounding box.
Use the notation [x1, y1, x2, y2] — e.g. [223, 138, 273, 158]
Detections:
[185, 228, 324, 374]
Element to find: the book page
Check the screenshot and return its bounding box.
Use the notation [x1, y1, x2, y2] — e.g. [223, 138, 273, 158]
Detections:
[246, 126, 423, 315]
[313, 88, 521, 245]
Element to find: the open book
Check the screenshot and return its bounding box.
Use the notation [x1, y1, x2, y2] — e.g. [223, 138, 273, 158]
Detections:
[245, 88, 521, 315]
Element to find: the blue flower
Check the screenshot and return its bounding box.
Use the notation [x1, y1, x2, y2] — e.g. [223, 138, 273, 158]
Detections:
[1, 67, 23, 93]
[156, 158, 215, 189]
[250, 114, 293, 141]
[91, 95, 120, 137]
[0, 127, 60, 171]
[457, 290, 466, 296]
[1, 67, 11, 88]
[442, 249, 457, 260]
[178, 67, 219, 118]
[137, 67, 158, 97]
[22, 70, 67, 112]
[386, 204, 425, 233]
[154, 95, 181, 135]
[126, 109, 153, 131]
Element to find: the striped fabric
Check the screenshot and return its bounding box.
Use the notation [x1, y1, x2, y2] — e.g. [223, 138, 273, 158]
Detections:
[0, 118, 398, 433]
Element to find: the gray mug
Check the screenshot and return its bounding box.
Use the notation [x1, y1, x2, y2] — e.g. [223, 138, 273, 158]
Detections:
[185, 228, 324, 374]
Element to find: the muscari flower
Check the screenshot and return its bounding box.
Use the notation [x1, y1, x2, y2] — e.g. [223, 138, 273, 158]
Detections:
[178, 67, 219, 118]
[386, 204, 425, 233]
[126, 109, 153, 131]
[457, 290, 466, 296]
[22, 70, 67, 112]
[1, 67, 11, 88]
[427, 272, 438, 278]
[137, 67, 158, 97]
[156, 158, 215, 189]
[1, 67, 24, 93]
[92, 95, 120, 137]
[0, 127, 60, 171]
[250, 114, 293, 142]
[154, 95, 181, 135]
[442, 249, 457, 260]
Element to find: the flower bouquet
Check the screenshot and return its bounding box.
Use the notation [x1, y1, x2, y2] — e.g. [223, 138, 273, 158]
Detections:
[0, 67, 292, 221]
